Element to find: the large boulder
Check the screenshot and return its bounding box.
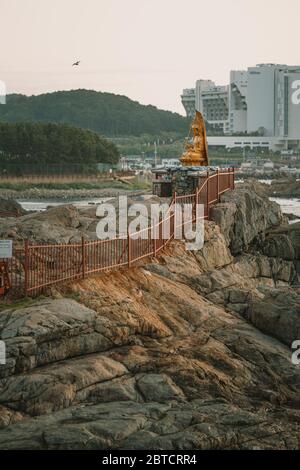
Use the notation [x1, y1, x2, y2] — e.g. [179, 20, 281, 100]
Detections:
[0, 205, 97, 244]
[210, 184, 284, 255]
[0, 298, 113, 378]
[261, 222, 300, 271]
[0, 198, 26, 216]
[248, 287, 300, 346]
[270, 178, 300, 198]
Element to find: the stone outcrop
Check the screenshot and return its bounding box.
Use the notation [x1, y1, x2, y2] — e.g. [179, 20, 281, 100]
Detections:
[0, 194, 166, 244]
[248, 287, 300, 346]
[0, 204, 104, 244]
[210, 184, 285, 254]
[270, 178, 300, 198]
[0, 182, 300, 450]
[0, 265, 299, 449]
[0, 198, 26, 216]
[261, 222, 300, 268]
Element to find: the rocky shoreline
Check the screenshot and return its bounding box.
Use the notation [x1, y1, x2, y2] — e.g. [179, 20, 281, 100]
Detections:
[0, 183, 300, 449]
[269, 178, 300, 198]
[0, 187, 151, 202]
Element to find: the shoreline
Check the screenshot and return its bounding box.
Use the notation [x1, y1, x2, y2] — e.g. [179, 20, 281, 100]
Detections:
[0, 187, 152, 201]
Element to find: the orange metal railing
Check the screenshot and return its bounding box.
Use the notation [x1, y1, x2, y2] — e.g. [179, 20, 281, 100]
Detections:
[0, 168, 234, 298]
[0, 210, 21, 218]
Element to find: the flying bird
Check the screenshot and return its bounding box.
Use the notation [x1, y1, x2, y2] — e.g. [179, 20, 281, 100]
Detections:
[72, 60, 81, 66]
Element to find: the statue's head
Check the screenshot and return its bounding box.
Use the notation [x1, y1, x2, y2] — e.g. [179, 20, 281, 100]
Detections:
[192, 122, 201, 135]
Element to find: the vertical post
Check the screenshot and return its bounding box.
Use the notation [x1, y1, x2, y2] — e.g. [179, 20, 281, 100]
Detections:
[82, 236, 86, 279]
[206, 170, 210, 219]
[232, 167, 235, 190]
[128, 230, 131, 267]
[153, 235, 157, 257]
[216, 168, 219, 200]
[24, 239, 29, 297]
[173, 191, 177, 239]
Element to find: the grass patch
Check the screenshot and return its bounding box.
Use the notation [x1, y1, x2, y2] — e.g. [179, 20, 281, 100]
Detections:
[63, 291, 82, 302]
[0, 296, 46, 312]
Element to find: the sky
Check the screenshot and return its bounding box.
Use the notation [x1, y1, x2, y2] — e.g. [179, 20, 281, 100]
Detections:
[1, 0, 300, 114]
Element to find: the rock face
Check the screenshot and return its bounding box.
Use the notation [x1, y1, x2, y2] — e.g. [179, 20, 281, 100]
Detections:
[270, 178, 300, 198]
[0, 183, 300, 450]
[0, 205, 97, 244]
[0, 198, 26, 216]
[0, 194, 165, 244]
[210, 185, 284, 255]
[248, 287, 300, 346]
[0, 268, 300, 450]
[261, 222, 300, 270]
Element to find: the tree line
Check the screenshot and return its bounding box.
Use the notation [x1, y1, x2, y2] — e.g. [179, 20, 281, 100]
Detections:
[0, 122, 119, 167]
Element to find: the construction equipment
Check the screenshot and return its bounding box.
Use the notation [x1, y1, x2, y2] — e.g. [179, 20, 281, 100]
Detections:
[180, 111, 209, 167]
[0, 261, 11, 296]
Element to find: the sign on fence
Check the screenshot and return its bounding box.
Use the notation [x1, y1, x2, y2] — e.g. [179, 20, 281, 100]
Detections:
[0, 240, 13, 258]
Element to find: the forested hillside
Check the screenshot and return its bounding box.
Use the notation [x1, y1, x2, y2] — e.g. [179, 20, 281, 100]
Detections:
[0, 90, 190, 136]
[0, 122, 119, 165]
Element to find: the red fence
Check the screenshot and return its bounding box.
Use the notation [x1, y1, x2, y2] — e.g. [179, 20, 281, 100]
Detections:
[0, 168, 234, 298]
[0, 210, 21, 218]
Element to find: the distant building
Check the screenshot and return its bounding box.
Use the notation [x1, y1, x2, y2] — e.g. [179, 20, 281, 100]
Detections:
[195, 80, 229, 134]
[161, 158, 180, 168]
[182, 64, 300, 151]
[228, 70, 248, 134]
[181, 88, 196, 118]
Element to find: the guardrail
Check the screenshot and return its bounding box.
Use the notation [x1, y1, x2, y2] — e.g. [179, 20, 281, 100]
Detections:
[0, 210, 21, 218]
[0, 168, 234, 298]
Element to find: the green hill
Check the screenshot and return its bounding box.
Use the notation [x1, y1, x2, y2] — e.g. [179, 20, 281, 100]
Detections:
[0, 90, 190, 137]
[0, 121, 119, 171]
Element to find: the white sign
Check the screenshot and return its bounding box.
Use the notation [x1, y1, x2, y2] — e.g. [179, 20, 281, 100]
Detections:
[0, 240, 13, 258]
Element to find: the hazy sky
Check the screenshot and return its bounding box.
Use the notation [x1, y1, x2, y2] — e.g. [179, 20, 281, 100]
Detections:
[1, 0, 299, 114]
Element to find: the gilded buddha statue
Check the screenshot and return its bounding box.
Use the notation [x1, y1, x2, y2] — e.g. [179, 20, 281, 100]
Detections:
[180, 111, 209, 167]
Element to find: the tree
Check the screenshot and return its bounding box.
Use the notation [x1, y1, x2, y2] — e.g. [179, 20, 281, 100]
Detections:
[0, 122, 120, 174]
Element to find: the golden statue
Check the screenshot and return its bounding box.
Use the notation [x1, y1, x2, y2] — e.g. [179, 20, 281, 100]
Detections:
[180, 111, 209, 167]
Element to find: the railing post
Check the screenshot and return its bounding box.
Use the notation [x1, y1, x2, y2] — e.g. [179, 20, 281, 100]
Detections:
[173, 192, 177, 239]
[128, 230, 131, 267]
[24, 239, 29, 297]
[232, 167, 235, 190]
[206, 170, 210, 219]
[81, 236, 86, 279]
[216, 168, 219, 199]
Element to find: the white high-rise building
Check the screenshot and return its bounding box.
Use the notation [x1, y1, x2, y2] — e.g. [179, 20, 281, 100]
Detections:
[228, 70, 248, 134]
[181, 88, 196, 118]
[195, 80, 229, 134]
[181, 64, 300, 151]
[247, 64, 300, 140]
